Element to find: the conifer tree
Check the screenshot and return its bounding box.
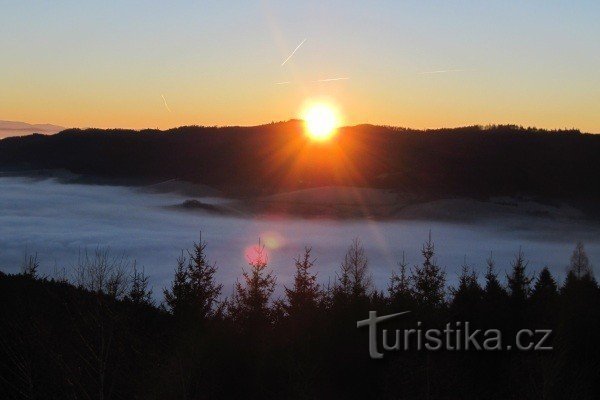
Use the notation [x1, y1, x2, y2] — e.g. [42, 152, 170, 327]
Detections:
[530, 266, 559, 326]
[128, 262, 153, 305]
[411, 232, 446, 309]
[450, 257, 482, 317]
[506, 248, 533, 303]
[388, 251, 412, 307]
[481, 252, 509, 329]
[531, 267, 558, 300]
[283, 247, 320, 317]
[163, 252, 192, 317]
[483, 252, 507, 299]
[230, 241, 276, 327]
[334, 238, 372, 301]
[186, 235, 222, 321]
[163, 235, 222, 322]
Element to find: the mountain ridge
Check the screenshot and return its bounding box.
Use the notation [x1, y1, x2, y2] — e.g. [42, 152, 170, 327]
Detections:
[0, 121, 597, 202]
[0, 120, 64, 139]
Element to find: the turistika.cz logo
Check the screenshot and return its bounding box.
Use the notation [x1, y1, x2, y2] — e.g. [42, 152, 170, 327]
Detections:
[357, 311, 553, 359]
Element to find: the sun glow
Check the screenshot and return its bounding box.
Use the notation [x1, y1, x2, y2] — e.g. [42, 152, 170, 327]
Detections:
[302, 103, 340, 141]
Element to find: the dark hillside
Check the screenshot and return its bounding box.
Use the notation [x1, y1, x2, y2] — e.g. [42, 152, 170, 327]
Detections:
[0, 121, 597, 199]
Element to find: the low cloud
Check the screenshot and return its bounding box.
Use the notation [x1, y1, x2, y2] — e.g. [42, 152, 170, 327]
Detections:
[0, 177, 597, 299]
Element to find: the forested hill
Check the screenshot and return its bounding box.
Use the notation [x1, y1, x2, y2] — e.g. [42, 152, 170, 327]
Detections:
[0, 121, 598, 199]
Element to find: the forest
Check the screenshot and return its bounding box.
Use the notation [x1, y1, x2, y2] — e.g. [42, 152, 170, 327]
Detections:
[1, 234, 599, 399]
[1, 122, 599, 204]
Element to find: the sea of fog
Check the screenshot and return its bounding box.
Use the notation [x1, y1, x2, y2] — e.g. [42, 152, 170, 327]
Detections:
[1, 176, 599, 299]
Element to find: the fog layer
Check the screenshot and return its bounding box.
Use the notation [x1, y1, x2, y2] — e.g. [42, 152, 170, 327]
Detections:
[1, 177, 598, 297]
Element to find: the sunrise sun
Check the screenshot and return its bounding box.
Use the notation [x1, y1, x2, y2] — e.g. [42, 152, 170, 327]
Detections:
[302, 103, 340, 141]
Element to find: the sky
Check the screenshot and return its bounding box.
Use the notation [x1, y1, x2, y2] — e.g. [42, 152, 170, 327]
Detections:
[1, 0, 599, 132]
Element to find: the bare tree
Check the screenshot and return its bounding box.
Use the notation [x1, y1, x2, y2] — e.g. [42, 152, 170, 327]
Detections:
[72, 247, 132, 299]
[568, 241, 594, 279]
[21, 253, 39, 278]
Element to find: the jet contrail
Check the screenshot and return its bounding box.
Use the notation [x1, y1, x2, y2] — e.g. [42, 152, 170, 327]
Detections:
[281, 38, 307, 66]
[161, 94, 172, 113]
[314, 77, 350, 82]
[418, 69, 468, 75]
[275, 81, 291, 85]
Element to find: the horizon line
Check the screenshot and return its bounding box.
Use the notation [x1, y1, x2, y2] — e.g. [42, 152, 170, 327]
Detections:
[1, 119, 590, 138]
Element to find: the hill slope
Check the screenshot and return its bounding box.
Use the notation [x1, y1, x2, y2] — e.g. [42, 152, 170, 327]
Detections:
[0, 121, 598, 201]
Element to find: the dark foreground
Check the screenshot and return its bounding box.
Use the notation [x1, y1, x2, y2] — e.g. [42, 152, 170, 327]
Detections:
[1, 237, 599, 400]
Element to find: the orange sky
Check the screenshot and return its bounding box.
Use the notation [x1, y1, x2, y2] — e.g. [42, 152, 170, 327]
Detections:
[1, 2, 599, 133]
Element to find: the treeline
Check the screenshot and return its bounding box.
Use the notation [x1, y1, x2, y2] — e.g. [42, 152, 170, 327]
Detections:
[1, 235, 599, 399]
[1, 121, 599, 200]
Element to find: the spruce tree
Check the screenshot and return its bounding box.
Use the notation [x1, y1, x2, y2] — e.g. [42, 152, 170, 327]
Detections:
[283, 247, 320, 317]
[230, 241, 276, 328]
[388, 251, 412, 307]
[334, 238, 372, 301]
[483, 252, 506, 299]
[163, 252, 192, 317]
[411, 232, 446, 309]
[186, 235, 222, 321]
[128, 262, 153, 305]
[530, 266, 559, 327]
[482, 252, 509, 329]
[163, 235, 222, 322]
[450, 257, 482, 318]
[531, 267, 558, 300]
[506, 248, 533, 303]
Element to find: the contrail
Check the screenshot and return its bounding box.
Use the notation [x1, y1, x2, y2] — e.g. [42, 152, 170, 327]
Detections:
[314, 77, 350, 82]
[161, 94, 172, 113]
[274, 77, 349, 85]
[418, 69, 468, 75]
[281, 38, 307, 66]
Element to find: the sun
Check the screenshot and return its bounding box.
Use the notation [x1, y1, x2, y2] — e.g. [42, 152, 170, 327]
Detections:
[302, 103, 340, 141]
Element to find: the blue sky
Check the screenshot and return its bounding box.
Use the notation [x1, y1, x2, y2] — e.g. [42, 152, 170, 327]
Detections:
[1, 0, 599, 131]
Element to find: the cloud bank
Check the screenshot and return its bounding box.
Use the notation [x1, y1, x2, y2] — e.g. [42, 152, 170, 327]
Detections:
[0, 177, 598, 300]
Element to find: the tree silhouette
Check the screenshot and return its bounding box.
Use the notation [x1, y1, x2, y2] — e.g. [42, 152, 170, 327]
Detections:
[568, 241, 594, 279]
[411, 232, 446, 310]
[283, 246, 320, 318]
[483, 252, 506, 298]
[73, 247, 130, 299]
[531, 267, 558, 300]
[186, 235, 222, 321]
[507, 248, 532, 303]
[388, 251, 413, 308]
[3, 231, 600, 399]
[163, 252, 192, 317]
[21, 252, 39, 278]
[163, 235, 221, 323]
[334, 238, 373, 304]
[450, 257, 483, 319]
[127, 262, 153, 306]
[229, 241, 276, 328]
[556, 245, 600, 399]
